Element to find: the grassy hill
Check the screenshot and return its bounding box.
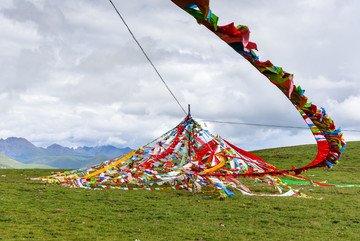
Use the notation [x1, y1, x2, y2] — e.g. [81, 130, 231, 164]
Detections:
[252, 141, 360, 184]
[0, 142, 359, 240]
[0, 154, 55, 169]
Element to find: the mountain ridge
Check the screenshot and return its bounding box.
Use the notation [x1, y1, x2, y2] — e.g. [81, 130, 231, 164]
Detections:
[0, 137, 133, 169]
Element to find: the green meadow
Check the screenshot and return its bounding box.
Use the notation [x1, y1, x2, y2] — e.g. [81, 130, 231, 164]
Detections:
[0, 142, 359, 241]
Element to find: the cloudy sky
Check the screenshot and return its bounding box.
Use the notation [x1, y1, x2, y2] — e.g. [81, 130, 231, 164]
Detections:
[1, 0, 359, 151]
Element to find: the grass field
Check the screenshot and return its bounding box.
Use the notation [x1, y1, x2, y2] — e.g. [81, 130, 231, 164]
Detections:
[0, 142, 359, 240]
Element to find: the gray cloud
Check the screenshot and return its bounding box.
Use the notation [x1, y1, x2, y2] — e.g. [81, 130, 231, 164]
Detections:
[0, 0, 359, 150]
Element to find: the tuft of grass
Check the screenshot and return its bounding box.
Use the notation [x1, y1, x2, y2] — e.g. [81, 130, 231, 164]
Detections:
[0, 142, 359, 240]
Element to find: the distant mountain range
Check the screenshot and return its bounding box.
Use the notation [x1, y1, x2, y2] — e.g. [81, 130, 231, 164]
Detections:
[0, 137, 133, 169]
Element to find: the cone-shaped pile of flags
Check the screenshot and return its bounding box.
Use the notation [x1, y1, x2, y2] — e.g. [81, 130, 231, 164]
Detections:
[33, 115, 304, 198]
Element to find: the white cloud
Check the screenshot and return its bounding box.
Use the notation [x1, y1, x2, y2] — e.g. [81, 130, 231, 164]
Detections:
[327, 95, 360, 122]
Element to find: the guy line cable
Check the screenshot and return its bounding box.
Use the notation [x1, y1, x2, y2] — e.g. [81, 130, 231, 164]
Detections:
[108, 0, 187, 115]
[201, 119, 359, 132]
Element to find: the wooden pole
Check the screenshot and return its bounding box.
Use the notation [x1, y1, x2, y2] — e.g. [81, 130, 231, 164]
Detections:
[187, 104, 191, 160]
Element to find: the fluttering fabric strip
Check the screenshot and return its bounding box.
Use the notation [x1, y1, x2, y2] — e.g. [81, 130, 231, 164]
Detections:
[171, 1, 346, 175]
